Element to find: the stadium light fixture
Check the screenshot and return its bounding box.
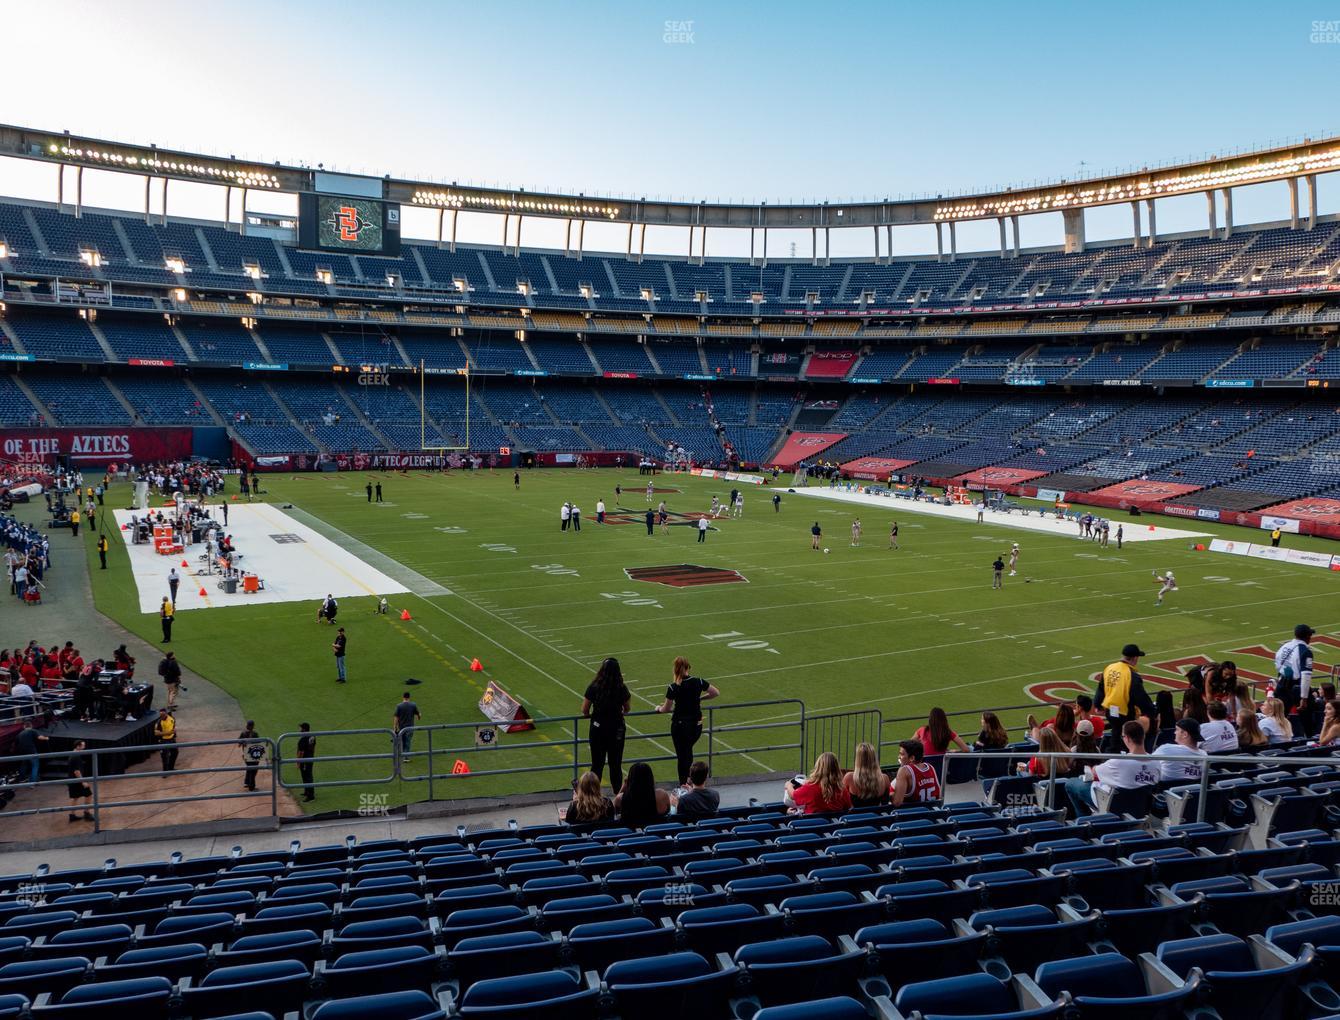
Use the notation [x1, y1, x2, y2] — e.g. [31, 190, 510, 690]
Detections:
[246, 291, 263, 304]
[0, 242, 8, 258]
[411, 188, 620, 219]
[164, 257, 185, 274]
[173, 288, 187, 302]
[45, 142, 281, 189]
[243, 264, 262, 280]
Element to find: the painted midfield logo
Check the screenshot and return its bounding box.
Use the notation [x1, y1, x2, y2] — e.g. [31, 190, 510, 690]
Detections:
[626, 564, 748, 588]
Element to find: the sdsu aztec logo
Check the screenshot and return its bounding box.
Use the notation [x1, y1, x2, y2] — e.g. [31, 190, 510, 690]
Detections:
[795, 437, 831, 448]
[1274, 501, 1340, 519]
[1113, 482, 1189, 497]
[626, 564, 748, 588]
[329, 204, 371, 243]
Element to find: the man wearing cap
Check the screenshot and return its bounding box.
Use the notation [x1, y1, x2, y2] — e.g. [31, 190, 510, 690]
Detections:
[1152, 718, 1206, 781]
[1276, 624, 1316, 732]
[1094, 643, 1156, 752]
[1064, 719, 1159, 818]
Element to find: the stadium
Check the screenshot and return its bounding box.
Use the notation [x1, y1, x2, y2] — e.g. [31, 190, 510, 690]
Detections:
[3, 6, 1340, 1018]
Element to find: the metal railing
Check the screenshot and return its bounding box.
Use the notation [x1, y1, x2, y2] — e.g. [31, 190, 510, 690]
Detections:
[0, 737, 278, 833]
[398, 699, 807, 796]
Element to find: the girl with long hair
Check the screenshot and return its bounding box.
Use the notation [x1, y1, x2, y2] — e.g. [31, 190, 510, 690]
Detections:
[1024, 727, 1073, 778]
[914, 707, 969, 756]
[1236, 709, 1269, 750]
[1181, 688, 1210, 725]
[1047, 704, 1076, 746]
[614, 761, 670, 826]
[1258, 697, 1293, 743]
[973, 712, 1009, 751]
[565, 770, 614, 824]
[656, 656, 719, 786]
[581, 657, 631, 790]
[842, 742, 891, 807]
[788, 751, 851, 814]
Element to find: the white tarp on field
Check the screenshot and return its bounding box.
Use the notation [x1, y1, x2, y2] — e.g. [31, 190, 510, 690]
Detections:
[112, 504, 408, 613]
[790, 486, 1211, 542]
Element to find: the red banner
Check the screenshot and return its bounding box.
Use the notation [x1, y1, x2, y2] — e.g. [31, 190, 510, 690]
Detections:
[1258, 497, 1340, 527]
[955, 467, 1049, 486]
[772, 432, 848, 468]
[0, 428, 192, 466]
[805, 351, 857, 378]
[1088, 480, 1203, 505]
[840, 456, 916, 480]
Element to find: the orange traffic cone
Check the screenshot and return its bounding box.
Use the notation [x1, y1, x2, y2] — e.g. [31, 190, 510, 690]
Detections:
[470, 658, 483, 672]
[1147, 525, 1156, 531]
[198, 587, 207, 596]
[400, 609, 412, 621]
[181, 559, 189, 567]
[452, 759, 471, 775]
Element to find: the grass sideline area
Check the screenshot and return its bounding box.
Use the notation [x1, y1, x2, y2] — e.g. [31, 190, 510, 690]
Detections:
[79, 468, 1339, 814]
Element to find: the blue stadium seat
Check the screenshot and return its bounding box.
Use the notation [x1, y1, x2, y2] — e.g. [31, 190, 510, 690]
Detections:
[565, 917, 675, 973]
[1167, 875, 1295, 936]
[725, 874, 816, 907]
[1033, 951, 1200, 1019]
[135, 911, 238, 949]
[876, 879, 981, 925]
[30, 976, 173, 1020]
[0, 958, 90, 1000]
[329, 916, 437, 957]
[750, 996, 869, 1020]
[966, 869, 1066, 910]
[0, 995, 25, 1020]
[96, 943, 210, 983]
[457, 969, 599, 1020]
[179, 959, 311, 1019]
[853, 918, 987, 981]
[732, 935, 865, 1007]
[677, 903, 788, 955]
[1156, 932, 1329, 1020]
[446, 931, 562, 991]
[338, 892, 429, 926]
[30, 925, 132, 961]
[1045, 857, 1153, 910]
[779, 891, 885, 938]
[236, 903, 332, 939]
[602, 951, 738, 1020]
[967, 904, 1097, 975]
[635, 883, 728, 920]
[0, 940, 27, 968]
[440, 906, 535, 949]
[894, 971, 1064, 1019]
[519, 875, 600, 907]
[311, 990, 447, 1020]
[321, 945, 438, 999]
[539, 894, 634, 933]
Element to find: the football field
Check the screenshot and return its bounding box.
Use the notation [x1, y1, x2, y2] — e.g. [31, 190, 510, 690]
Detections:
[86, 468, 1340, 812]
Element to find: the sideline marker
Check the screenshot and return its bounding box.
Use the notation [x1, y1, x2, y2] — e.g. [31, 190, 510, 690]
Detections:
[181, 559, 189, 567]
[198, 587, 207, 596]
[401, 609, 412, 621]
[470, 658, 484, 672]
[452, 759, 471, 775]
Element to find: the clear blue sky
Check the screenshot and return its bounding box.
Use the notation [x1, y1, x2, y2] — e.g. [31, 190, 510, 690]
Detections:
[2, 0, 1335, 257]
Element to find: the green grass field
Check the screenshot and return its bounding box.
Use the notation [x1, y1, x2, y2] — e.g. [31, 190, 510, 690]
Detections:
[83, 468, 1340, 812]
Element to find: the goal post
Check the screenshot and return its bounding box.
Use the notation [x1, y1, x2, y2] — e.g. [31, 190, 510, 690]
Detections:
[419, 359, 471, 452]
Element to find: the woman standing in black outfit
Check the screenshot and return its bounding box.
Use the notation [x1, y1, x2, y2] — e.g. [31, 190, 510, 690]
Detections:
[581, 658, 631, 790]
[656, 656, 719, 785]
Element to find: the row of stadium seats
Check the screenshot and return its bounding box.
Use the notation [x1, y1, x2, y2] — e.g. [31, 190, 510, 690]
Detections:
[2, 199, 1339, 310]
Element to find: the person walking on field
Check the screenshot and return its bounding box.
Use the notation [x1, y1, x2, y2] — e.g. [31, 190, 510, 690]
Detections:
[366, 482, 372, 502]
[697, 516, 709, 543]
[656, 656, 719, 786]
[375, 482, 383, 503]
[238, 721, 265, 791]
[811, 521, 822, 550]
[332, 627, 347, 683]
[889, 521, 899, 550]
[70, 508, 80, 537]
[296, 722, 316, 801]
[154, 708, 178, 772]
[582, 657, 631, 790]
[168, 567, 180, 605]
[393, 692, 420, 753]
[158, 651, 183, 707]
[992, 555, 1005, 590]
[160, 596, 174, 642]
[97, 534, 108, 569]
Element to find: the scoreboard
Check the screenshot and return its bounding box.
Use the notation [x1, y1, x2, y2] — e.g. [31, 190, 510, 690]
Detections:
[298, 193, 401, 257]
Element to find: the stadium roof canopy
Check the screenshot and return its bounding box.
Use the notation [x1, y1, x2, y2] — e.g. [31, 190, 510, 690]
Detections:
[1, 123, 1336, 258]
